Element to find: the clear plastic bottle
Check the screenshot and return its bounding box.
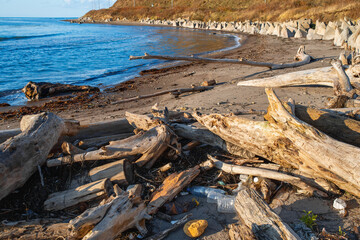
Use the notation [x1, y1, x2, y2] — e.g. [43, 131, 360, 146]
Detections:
[206, 191, 224, 203]
[217, 195, 236, 213]
[187, 186, 226, 198]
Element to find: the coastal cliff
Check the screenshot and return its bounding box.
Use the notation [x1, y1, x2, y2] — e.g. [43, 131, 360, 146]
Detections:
[82, 0, 360, 22]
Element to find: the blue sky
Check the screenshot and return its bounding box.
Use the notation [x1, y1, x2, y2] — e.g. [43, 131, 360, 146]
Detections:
[0, 0, 116, 18]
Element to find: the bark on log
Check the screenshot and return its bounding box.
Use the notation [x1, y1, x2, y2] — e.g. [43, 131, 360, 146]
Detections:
[229, 223, 257, 240]
[130, 46, 312, 70]
[237, 66, 360, 88]
[47, 125, 172, 169]
[291, 104, 360, 147]
[235, 188, 301, 240]
[78, 133, 134, 149]
[22, 81, 99, 100]
[194, 88, 360, 197]
[88, 159, 134, 186]
[0, 112, 65, 201]
[44, 178, 110, 211]
[112, 86, 213, 105]
[147, 166, 200, 215]
[208, 155, 327, 196]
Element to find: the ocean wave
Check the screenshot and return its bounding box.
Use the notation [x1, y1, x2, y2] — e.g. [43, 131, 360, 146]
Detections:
[0, 33, 62, 42]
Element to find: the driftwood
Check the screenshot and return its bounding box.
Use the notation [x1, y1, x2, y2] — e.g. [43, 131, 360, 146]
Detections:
[78, 133, 134, 149]
[145, 213, 192, 240]
[147, 166, 200, 215]
[47, 125, 173, 169]
[130, 46, 312, 70]
[70, 188, 151, 240]
[291, 104, 360, 147]
[235, 188, 301, 240]
[237, 66, 360, 88]
[208, 155, 327, 196]
[22, 81, 99, 100]
[88, 159, 134, 186]
[194, 88, 360, 197]
[62, 141, 86, 155]
[229, 223, 257, 240]
[0, 112, 65, 201]
[44, 178, 112, 211]
[112, 86, 213, 105]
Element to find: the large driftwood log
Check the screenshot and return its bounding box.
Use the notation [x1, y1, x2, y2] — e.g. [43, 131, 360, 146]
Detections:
[44, 178, 111, 211]
[130, 46, 312, 70]
[70, 188, 151, 240]
[78, 133, 134, 149]
[47, 125, 172, 168]
[194, 89, 360, 197]
[22, 81, 99, 100]
[235, 188, 301, 240]
[112, 86, 213, 105]
[208, 155, 327, 196]
[88, 159, 134, 185]
[0, 112, 65, 201]
[237, 66, 360, 87]
[147, 166, 200, 215]
[292, 104, 360, 147]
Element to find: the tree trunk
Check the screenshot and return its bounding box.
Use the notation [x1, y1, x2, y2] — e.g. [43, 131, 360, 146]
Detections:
[235, 188, 301, 240]
[47, 125, 173, 169]
[194, 88, 360, 197]
[22, 81, 99, 100]
[0, 112, 65, 201]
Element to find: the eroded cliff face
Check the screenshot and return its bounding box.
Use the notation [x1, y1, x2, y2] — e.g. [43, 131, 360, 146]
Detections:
[81, 0, 360, 23]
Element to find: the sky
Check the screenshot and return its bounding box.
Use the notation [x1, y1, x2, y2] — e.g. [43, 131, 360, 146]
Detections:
[0, 0, 117, 18]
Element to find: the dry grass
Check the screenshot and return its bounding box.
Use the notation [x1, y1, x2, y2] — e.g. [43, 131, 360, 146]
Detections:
[85, 0, 360, 22]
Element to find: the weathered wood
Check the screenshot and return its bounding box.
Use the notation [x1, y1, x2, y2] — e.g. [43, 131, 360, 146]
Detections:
[89, 159, 134, 186]
[331, 59, 353, 99]
[235, 188, 301, 240]
[0, 112, 65, 201]
[62, 141, 86, 155]
[292, 104, 360, 147]
[208, 155, 327, 197]
[194, 88, 360, 197]
[237, 66, 360, 87]
[112, 86, 213, 105]
[78, 132, 134, 149]
[147, 166, 200, 215]
[44, 179, 109, 211]
[22, 81, 99, 100]
[130, 46, 312, 70]
[229, 223, 257, 240]
[145, 213, 192, 240]
[47, 125, 172, 169]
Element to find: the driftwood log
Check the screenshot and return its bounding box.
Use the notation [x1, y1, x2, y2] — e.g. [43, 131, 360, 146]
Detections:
[229, 223, 257, 240]
[147, 166, 200, 215]
[47, 125, 173, 169]
[112, 86, 213, 105]
[208, 155, 327, 196]
[130, 46, 312, 70]
[0, 112, 65, 201]
[44, 178, 112, 211]
[78, 133, 134, 149]
[237, 65, 360, 88]
[194, 88, 360, 197]
[235, 188, 301, 240]
[22, 81, 99, 100]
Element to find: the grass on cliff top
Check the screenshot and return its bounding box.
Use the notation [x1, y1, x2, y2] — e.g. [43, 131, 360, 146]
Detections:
[85, 0, 360, 22]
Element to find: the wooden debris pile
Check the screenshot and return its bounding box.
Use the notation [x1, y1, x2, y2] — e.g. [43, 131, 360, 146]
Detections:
[1, 52, 360, 239]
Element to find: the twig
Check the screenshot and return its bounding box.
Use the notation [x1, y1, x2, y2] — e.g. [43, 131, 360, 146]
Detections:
[37, 165, 44, 187]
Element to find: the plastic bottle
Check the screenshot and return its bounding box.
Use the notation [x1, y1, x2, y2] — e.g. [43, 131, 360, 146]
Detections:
[206, 191, 224, 203]
[217, 195, 236, 213]
[187, 186, 226, 198]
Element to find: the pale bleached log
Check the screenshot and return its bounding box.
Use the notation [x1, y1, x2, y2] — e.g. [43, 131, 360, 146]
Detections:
[47, 125, 172, 169]
[235, 188, 301, 240]
[0, 129, 21, 144]
[147, 166, 200, 215]
[237, 66, 360, 87]
[44, 179, 110, 211]
[0, 112, 65, 201]
[331, 59, 353, 96]
[208, 155, 327, 196]
[89, 159, 134, 186]
[78, 132, 134, 149]
[194, 88, 360, 197]
[130, 46, 312, 70]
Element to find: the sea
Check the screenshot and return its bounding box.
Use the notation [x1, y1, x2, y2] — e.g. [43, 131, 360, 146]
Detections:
[0, 17, 239, 105]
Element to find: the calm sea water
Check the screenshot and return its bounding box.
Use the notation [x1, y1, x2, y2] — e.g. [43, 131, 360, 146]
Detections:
[0, 18, 238, 105]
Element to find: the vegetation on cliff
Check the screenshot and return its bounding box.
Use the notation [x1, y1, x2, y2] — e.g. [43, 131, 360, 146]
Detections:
[83, 0, 360, 22]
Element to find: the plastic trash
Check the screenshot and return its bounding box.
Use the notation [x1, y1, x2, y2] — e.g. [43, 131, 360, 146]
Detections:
[187, 186, 226, 198]
[216, 195, 236, 213]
